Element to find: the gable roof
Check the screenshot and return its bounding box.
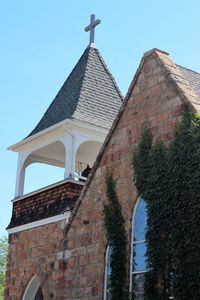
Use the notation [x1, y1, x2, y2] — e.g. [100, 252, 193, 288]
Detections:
[28, 46, 123, 137]
[64, 48, 200, 233]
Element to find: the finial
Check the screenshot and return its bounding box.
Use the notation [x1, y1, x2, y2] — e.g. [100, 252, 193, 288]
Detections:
[85, 14, 101, 47]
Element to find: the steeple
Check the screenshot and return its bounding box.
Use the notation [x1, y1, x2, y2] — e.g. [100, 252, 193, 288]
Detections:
[9, 16, 123, 198]
[28, 46, 122, 137]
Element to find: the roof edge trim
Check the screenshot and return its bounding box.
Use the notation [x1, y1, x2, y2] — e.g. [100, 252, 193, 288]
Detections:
[8, 117, 108, 152]
[8, 119, 70, 151]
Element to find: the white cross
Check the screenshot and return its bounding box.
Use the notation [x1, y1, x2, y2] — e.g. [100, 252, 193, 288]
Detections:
[85, 14, 101, 45]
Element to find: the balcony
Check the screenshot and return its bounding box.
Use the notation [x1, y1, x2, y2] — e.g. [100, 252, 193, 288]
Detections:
[7, 179, 84, 232]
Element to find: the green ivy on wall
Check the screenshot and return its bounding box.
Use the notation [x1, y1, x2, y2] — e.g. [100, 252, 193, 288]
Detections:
[104, 174, 127, 300]
[134, 104, 200, 300]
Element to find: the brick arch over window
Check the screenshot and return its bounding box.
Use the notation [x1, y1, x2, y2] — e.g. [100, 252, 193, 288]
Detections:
[22, 275, 44, 300]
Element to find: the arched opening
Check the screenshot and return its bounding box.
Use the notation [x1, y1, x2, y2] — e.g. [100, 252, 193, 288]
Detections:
[75, 140, 102, 174]
[24, 163, 64, 194]
[28, 140, 66, 168]
[130, 197, 147, 299]
[21, 141, 66, 195]
[22, 276, 44, 300]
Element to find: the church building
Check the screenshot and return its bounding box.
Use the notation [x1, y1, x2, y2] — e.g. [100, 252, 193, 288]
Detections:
[5, 15, 200, 299]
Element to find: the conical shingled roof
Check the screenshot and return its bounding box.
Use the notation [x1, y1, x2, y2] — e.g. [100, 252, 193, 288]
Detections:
[28, 46, 123, 137]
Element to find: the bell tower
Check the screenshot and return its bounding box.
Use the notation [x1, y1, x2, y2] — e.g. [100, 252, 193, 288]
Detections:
[6, 14, 123, 235]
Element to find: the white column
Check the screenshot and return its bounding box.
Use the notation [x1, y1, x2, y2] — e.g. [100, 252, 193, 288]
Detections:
[15, 154, 27, 198]
[61, 133, 75, 179]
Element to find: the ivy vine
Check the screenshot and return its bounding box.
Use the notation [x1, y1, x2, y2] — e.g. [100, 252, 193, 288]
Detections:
[134, 104, 200, 300]
[104, 174, 127, 300]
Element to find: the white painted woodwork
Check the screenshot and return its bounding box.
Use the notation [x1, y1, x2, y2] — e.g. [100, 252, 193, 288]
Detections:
[7, 211, 71, 234]
[9, 119, 107, 198]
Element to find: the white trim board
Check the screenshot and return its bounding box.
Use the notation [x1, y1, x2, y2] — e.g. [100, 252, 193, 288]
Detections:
[7, 212, 70, 235]
[8, 118, 107, 152]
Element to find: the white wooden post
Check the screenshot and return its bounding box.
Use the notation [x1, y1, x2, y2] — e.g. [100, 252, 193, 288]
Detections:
[61, 133, 75, 179]
[15, 154, 27, 198]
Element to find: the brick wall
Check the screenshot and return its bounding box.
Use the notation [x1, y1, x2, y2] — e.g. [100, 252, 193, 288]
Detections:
[5, 220, 68, 299]
[5, 49, 198, 299]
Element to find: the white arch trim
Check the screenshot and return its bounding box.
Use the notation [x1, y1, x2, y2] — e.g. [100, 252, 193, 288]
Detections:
[22, 275, 40, 300]
[15, 139, 67, 198]
[75, 139, 102, 170]
[19, 138, 67, 170]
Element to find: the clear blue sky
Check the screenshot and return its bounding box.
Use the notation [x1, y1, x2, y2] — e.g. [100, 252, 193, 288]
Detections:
[1, 0, 200, 236]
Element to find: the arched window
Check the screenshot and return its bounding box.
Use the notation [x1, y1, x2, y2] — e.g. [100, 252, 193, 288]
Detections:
[130, 197, 147, 299]
[104, 245, 112, 300]
[22, 276, 44, 300]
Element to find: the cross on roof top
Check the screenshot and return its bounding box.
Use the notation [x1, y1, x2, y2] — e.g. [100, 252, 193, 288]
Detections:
[85, 14, 101, 46]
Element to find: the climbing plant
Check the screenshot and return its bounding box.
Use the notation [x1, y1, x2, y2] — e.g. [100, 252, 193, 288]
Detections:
[133, 104, 200, 300]
[104, 174, 127, 300]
